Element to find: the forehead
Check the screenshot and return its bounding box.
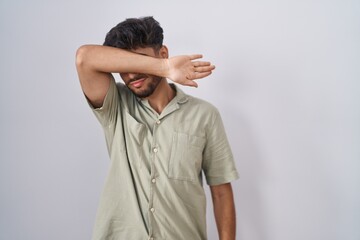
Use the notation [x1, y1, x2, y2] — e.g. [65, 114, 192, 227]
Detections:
[130, 47, 157, 56]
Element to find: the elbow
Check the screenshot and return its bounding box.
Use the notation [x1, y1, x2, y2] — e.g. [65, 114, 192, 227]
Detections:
[75, 45, 90, 68]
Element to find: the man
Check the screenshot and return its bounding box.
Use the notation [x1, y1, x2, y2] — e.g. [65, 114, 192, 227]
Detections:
[76, 16, 239, 240]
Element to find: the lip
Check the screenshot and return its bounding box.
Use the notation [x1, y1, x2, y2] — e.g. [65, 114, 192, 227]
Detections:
[130, 78, 146, 87]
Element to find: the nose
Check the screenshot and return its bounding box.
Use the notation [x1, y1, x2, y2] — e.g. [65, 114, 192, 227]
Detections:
[120, 72, 138, 82]
[127, 73, 137, 80]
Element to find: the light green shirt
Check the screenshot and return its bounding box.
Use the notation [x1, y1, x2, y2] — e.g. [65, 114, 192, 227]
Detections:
[87, 77, 239, 240]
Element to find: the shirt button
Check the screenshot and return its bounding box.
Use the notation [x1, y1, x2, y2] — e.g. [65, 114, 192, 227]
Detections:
[156, 120, 161, 125]
[153, 148, 158, 153]
[150, 207, 155, 213]
[151, 178, 156, 183]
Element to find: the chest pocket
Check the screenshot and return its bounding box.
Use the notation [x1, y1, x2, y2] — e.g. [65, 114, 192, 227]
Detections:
[168, 132, 206, 182]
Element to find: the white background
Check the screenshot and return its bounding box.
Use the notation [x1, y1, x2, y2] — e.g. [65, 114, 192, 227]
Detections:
[0, 0, 359, 239]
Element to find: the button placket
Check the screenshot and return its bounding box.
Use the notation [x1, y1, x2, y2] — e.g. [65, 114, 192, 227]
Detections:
[148, 118, 161, 237]
[148, 116, 167, 238]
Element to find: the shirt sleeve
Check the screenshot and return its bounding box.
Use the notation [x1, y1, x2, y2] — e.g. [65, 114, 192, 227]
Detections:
[85, 75, 120, 127]
[202, 110, 239, 186]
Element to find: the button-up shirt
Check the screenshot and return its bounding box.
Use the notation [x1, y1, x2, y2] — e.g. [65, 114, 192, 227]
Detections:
[86, 77, 239, 240]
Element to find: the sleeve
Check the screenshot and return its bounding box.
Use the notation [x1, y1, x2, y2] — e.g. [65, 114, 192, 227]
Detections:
[202, 110, 240, 186]
[85, 75, 120, 127]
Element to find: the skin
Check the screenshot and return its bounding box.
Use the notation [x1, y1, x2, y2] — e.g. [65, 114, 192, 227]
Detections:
[76, 45, 214, 111]
[75, 44, 236, 240]
[119, 46, 177, 113]
[211, 183, 237, 240]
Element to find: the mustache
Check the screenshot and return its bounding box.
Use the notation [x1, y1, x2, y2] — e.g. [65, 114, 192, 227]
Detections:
[128, 74, 147, 83]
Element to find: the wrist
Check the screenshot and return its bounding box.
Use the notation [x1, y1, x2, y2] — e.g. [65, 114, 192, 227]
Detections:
[159, 58, 170, 78]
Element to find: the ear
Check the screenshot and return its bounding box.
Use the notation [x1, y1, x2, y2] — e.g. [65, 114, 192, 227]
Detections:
[159, 45, 169, 59]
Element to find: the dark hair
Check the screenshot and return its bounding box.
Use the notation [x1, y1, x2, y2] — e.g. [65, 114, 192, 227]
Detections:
[103, 16, 164, 51]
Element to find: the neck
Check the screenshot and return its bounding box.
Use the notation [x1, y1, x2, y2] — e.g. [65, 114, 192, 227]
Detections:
[146, 78, 175, 114]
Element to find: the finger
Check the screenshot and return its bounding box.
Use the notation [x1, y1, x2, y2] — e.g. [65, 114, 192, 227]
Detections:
[189, 54, 203, 60]
[193, 61, 211, 67]
[184, 79, 198, 88]
[193, 71, 213, 79]
[195, 65, 215, 72]
[184, 74, 199, 87]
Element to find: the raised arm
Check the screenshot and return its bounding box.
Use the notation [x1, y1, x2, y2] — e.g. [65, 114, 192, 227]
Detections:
[75, 45, 215, 108]
[75, 45, 167, 108]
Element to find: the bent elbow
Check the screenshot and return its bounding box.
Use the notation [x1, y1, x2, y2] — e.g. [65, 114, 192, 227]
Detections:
[75, 45, 90, 68]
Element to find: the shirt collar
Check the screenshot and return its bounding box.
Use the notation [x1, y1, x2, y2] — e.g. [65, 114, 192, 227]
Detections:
[170, 83, 189, 105]
[136, 83, 189, 119]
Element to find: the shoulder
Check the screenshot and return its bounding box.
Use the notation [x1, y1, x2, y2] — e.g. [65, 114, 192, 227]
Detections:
[178, 93, 222, 131]
[115, 81, 136, 101]
[112, 81, 140, 112]
[186, 94, 220, 117]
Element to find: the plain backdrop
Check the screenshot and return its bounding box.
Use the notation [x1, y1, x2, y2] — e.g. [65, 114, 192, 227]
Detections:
[0, 0, 359, 239]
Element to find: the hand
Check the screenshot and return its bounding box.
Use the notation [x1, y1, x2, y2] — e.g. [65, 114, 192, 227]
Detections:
[165, 54, 215, 87]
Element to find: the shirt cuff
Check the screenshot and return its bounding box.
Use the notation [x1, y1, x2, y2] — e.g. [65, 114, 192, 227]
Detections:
[206, 170, 240, 186]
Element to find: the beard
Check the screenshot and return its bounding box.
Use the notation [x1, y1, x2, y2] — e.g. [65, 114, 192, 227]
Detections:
[126, 75, 163, 98]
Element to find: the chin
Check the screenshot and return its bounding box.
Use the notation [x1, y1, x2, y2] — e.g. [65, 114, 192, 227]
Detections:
[129, 76, 161, 98]
[131, 87, 154, 98]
